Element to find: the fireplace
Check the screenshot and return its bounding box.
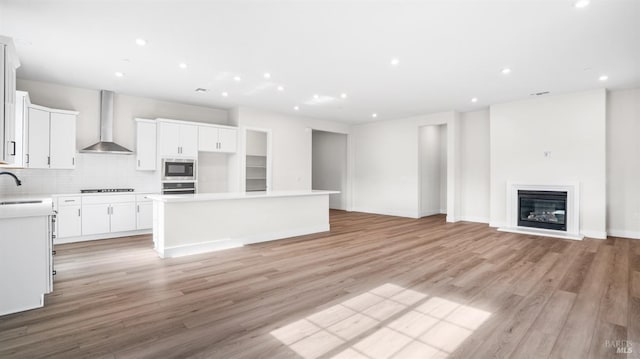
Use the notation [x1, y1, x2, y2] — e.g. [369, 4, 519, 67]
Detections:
[518, 190, 567, 231]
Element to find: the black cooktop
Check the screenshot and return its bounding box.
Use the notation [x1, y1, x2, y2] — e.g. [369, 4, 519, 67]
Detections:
[80, 188, 134, 193]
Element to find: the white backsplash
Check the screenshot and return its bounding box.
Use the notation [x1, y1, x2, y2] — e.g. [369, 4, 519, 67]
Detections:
[0, 153, 160, 196]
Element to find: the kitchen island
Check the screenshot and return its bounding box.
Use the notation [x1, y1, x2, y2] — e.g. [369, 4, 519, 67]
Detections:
[147, 190, 338, 258]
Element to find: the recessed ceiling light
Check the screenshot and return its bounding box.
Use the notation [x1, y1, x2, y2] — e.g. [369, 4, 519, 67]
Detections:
[574, 0, 590, 8]
[263, 72, 271, 79]
[114, 72, 124, 77]
[599, 75, 609, 81]
[221, 92, 229, 97]
[195, 88, 208, 93]
[313, 94, 319, 99]
[340, 93, 347, 99]
[471, 97, 478, 103]
[135, 38, 147, 46]
[294, 106, 300, 111]
[390, 58, 400, 66]
[277, 86, 284, 92]
[501, 68, 511, 75]
[233, 76, 241, 82]
[179, 63, 187, 69]
[372, 113, 378, 118]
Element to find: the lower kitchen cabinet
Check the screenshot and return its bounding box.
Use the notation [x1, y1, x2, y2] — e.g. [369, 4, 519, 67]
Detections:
[110, 202, 137, 233]
[81, 203, 111, 235]
[137, 201, 153, 230]
[56, 204, 82, 238]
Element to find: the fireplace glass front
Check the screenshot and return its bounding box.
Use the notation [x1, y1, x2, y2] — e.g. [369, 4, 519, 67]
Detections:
[518, 190, 567, 231]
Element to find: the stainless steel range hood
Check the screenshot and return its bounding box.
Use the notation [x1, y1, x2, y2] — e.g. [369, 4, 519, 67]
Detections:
[80, 90, 133, 154]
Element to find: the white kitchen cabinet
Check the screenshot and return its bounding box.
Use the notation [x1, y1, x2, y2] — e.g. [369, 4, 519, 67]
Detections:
[110, 202, 137, 233]
[135, 119, 157, 171]
[81, 195, 137, 236]
[81, 203, 111, 235]
[26, 107, 50, 169]
[56, 196, 82, 238]
[49, 112, 76, 169]
[158, 120, 198, 158]
[198, 125, 237, 153]
[0, 36, 20, 165]
[26, 105, 77, 169]
[137, 202, 153, 230]
[2, 91, 31, 168]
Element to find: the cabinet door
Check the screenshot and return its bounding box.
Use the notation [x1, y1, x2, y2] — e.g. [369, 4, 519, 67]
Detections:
[159, 122, 181, 157]
[136, 202, 153, 230]
[26, 108, 50, 169]
[136, 121, 157, 170]
[110, 202, 137, 233]
[179, 124, 198, 157]
[1, 45, 17, 164]
[197, 126, 218, 152]
[81, 203, 110, 235]
[217, 128, 237, 153]
[57, 205, 82, 238]
[49, 112, 76, 169]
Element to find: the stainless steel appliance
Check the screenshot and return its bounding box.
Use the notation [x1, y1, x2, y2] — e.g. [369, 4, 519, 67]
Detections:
[162, 181, 196, 195]
[80, 188, 134, 193]
[162, 159, 196, 181]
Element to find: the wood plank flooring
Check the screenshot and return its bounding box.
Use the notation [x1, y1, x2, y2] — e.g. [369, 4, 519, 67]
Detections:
[0, 211, 638, 358]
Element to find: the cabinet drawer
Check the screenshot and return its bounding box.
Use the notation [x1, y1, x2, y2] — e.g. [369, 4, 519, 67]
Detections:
[82, 194, 136, 204]
[57, 196, 81, 206]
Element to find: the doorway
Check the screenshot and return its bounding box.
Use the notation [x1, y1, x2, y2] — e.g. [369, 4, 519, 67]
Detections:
[311, 130, 348, 210]
[419, 124, 447, 217]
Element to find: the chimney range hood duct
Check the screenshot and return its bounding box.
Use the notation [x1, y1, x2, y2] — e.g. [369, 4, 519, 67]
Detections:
[80, 90, 133, 154]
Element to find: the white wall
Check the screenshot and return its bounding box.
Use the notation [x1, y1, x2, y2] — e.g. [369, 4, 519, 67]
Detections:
[419, 125, 446, 216]
[490, 89, 607, 238]
[229, 107, 350, 194]
[459, 109, 490, 222]
[312, 130, 348, 210]
[607, 88, 640, 239]
[352, 111, 460, 219]
[0, 79, 230, 196]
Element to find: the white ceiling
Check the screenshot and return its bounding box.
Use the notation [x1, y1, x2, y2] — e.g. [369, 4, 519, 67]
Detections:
[1, 0, 639, 123]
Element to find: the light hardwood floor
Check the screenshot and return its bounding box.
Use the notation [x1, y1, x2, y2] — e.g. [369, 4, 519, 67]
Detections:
[1, 211, 638, 358]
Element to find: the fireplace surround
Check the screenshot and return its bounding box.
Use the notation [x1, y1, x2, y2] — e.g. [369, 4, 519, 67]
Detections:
[499, 182, 582, 240]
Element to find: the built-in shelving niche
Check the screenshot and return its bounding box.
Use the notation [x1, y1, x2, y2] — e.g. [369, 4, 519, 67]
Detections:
[246, 155, 267, 192]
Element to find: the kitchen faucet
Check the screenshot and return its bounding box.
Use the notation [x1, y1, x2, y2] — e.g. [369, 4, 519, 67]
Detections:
[0, 171, 22, 186]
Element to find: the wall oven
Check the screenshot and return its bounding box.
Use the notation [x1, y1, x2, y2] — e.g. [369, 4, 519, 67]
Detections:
[162, 181, 196, 195]
[162, 159, 196, 181]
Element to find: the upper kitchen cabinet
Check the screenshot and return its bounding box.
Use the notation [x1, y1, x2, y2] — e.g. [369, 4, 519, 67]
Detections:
[3, 91, 31, 168]
[198, 124, 237, 153]
[158, 119, 198, 158]
[0, 36, 20, 165]
[135, 118, 156, 171]
[26, 104, 78, 169]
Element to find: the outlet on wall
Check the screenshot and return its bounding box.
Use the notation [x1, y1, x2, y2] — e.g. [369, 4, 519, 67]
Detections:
[544, 151, 552, 159]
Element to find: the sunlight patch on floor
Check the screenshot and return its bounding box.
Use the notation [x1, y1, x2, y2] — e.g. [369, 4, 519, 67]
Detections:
[270, 283, 491, 358]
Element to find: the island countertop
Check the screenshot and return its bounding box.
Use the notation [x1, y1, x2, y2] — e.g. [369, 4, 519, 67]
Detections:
[147, 190, 339, 203]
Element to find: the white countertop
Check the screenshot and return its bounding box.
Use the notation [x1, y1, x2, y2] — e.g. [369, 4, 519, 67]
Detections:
[0, 197, 54, 219]
[147, 190, 340, 203]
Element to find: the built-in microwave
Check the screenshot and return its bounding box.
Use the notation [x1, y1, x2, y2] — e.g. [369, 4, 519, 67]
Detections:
[162, 159, 196, 181]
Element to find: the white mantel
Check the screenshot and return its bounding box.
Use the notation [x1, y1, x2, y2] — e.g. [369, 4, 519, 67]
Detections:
[498, 182, 583, 240]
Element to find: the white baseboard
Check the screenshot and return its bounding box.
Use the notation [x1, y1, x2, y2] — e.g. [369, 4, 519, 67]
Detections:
[160, 225, 330, 258]
[420, 209, 442, 218]
[489, 221, 507, 228]
[351, 207, 419, 219]
[607, 229, 640, 239]
[55, 229, 152, 244]
[581, 230, 607, 240]
[458, 216, 490, 224]
[498, 227, 584, 240]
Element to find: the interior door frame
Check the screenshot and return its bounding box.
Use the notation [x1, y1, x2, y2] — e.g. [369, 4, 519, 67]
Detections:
[241, 126, 272, 192]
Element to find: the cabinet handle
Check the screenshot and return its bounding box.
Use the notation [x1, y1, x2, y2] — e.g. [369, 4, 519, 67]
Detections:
[72, 157, 75, 166]
[9, 141, 16, 156]
[107, 206, 110, 215]
[137, 205, 140, 213]
[47, 156, 50, 165]
[138, 159, 140, 167]
[77, 208, 81, 217]
[26, 154, 29, 164]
